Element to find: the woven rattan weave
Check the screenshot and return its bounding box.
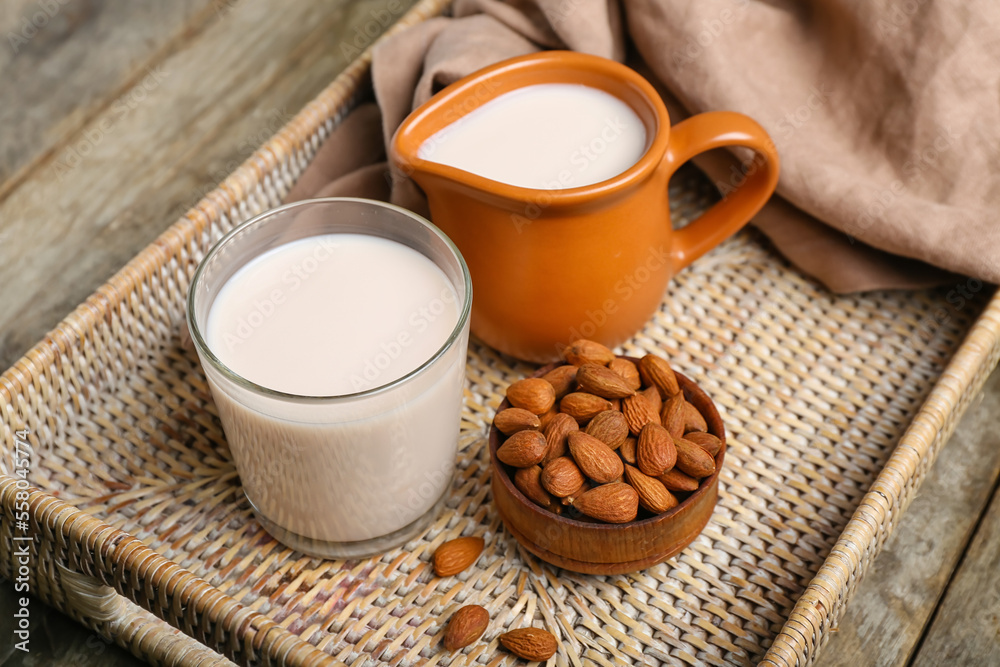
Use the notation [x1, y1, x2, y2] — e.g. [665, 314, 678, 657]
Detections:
[2, 0, 1000, 665]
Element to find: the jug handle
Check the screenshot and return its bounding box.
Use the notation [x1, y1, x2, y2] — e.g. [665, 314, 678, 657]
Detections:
[660, 111, 780, 270]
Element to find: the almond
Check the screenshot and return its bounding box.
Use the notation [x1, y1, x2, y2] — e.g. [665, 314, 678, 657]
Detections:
[542, 412, 578, 463]
[434, 536, 484, 576]
[683, 402, 708, 433]
[514, 465, 555, 509]
[568, 431, 623, 483]
[622, 393, 661, 435]
[497, 430, 547, 468]
[641, 385, 662, 415]
[542, 364, 577, 398]
[658, 468, 700, 492]
[660, 394, 686, 439]
[494, 408, 540, 435]
[675, 437, 716, 478]
[609, 397, 622, 411]
[560, 392, 613, 424]
[563, 339, 615, 366]
[685, 431, 722, 456]
[506, 378, 556, 414]
[575, 363, 636, 399]
[584, 410, 629, 449]
[538, 406, 558, 429]
[443, 604, 489, 651]
[608, 358, 642, 392]
[637, 423, 677, 476]
[499, 627, 558, 661]
[540, 456, 586, 497]
[572, 482, 639, 523]
[619, 436, 637, 465]
[638, 354, 680, 398]
[624, 464, 678, 514]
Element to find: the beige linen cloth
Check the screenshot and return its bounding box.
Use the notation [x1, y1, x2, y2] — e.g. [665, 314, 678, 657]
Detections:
[289, 0, 1000, 293]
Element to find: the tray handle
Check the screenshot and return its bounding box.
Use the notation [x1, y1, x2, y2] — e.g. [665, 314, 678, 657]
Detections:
[1, 478, 339, 667]
[57, 564, 234, 666]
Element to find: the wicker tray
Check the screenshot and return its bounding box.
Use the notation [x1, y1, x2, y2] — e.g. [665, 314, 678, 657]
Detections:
[3, 0, 1000, 664]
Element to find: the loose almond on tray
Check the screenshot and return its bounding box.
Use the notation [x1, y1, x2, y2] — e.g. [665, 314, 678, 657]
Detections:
[491, 339, 725, 528]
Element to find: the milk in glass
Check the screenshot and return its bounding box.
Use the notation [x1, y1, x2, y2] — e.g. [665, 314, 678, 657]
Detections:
[203, 233, 463, 544]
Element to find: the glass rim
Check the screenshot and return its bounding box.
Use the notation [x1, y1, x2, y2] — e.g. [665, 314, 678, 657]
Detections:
[186, 197, 473, 403]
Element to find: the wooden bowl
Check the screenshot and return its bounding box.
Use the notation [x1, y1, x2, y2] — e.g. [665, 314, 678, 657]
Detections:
[489, 358, 726, 575]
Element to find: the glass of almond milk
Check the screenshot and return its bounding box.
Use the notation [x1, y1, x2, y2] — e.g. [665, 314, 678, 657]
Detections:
[187, 198, 471, 558]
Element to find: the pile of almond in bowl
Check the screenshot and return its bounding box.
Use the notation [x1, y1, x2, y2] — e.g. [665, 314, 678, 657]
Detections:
[430, 339, 724, 660]
[494, 339, 721, 523]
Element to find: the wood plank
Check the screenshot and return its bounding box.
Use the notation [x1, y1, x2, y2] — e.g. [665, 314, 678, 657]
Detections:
[910, 452, 1000, 666]
[0, 0, 414, 370]
[815, 368, 1000, 666]
[0, 0, 214, 192]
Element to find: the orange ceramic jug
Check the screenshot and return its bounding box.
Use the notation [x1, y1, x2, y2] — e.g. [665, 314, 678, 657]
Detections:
[392, 51, 779, 363]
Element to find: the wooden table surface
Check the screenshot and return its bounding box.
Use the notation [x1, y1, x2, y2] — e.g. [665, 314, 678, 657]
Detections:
[1, 1, 998, 665]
